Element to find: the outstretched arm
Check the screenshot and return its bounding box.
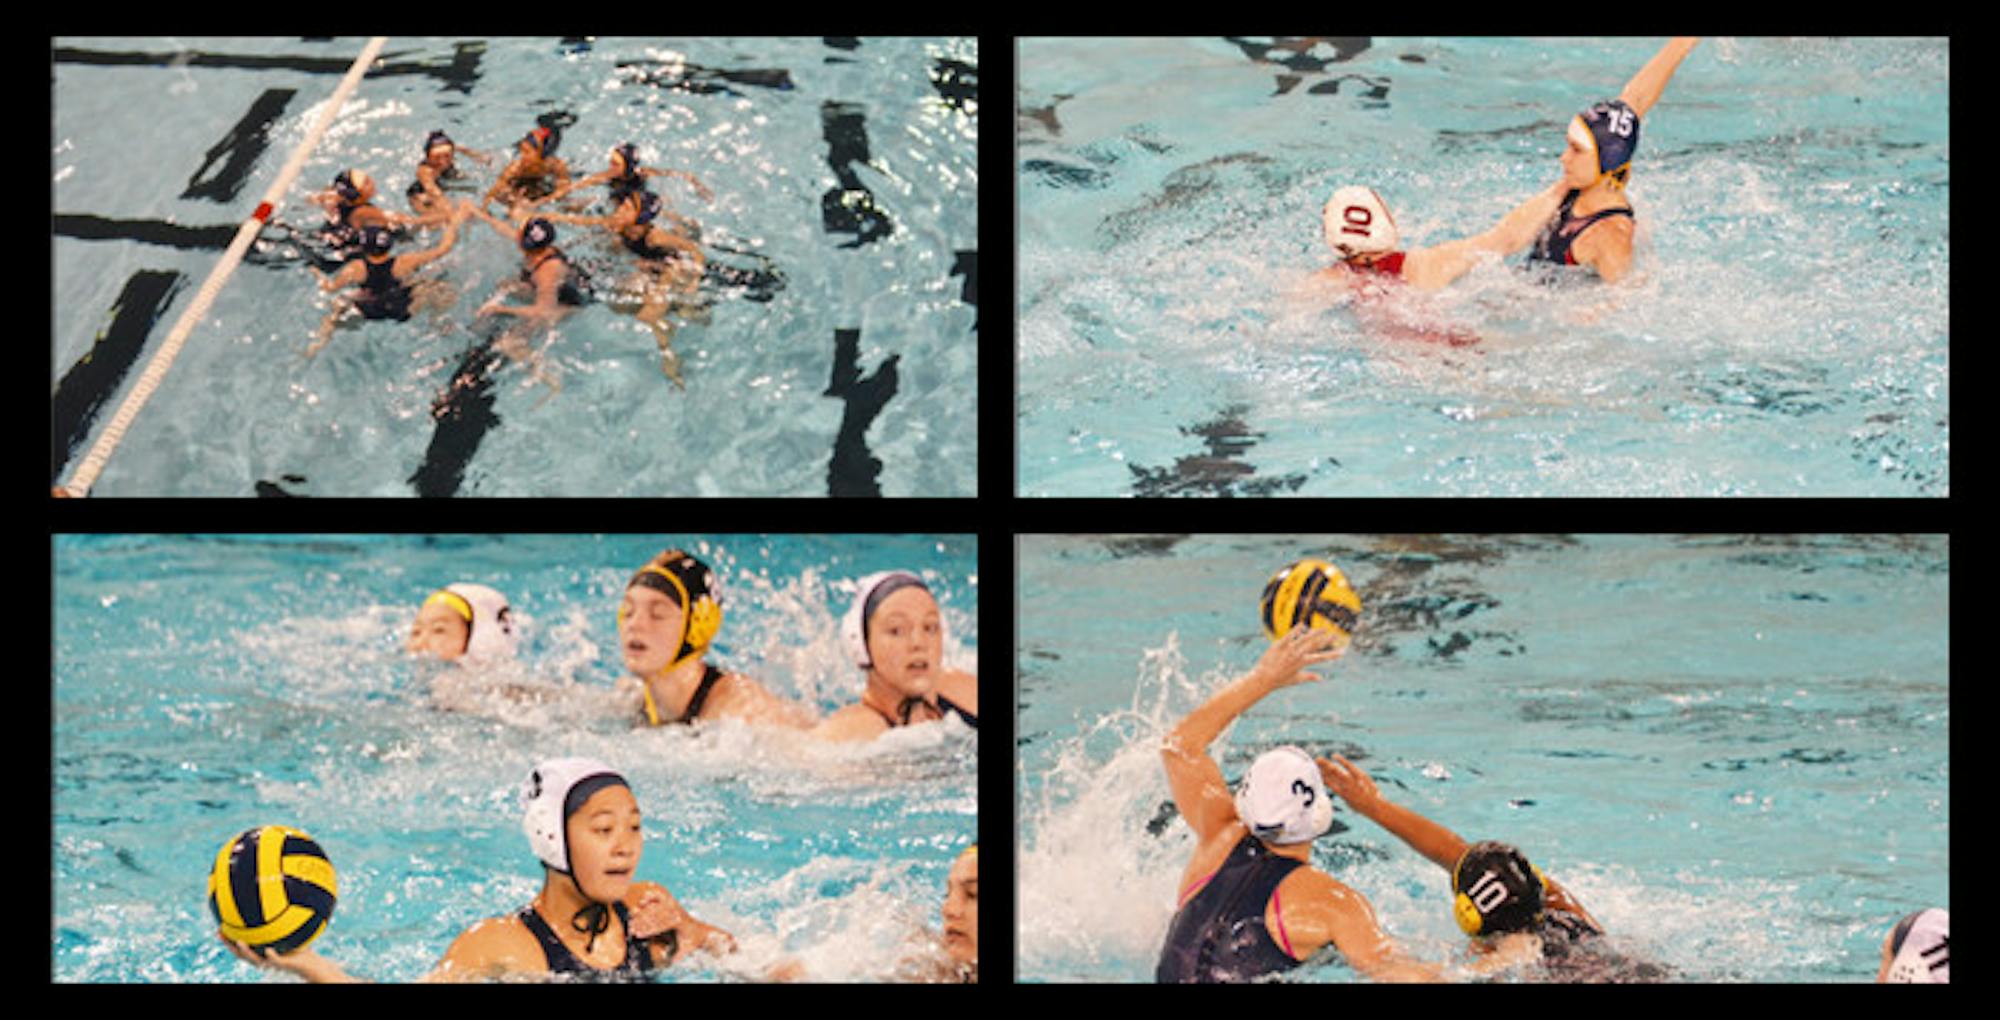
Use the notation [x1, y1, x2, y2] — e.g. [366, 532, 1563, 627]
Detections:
[1321, 754, 1606, 931]
[1318, 754, 1468, 872]
[1402, 180, 1567, 290]
[1618, 38, 1700, 120]
[532, 170, 611, 208]
[1298, 873, 1542, 982]
[646, 167, 714, 202]
[397, 203, 472, 273]
[1161, 627, 1346, 841]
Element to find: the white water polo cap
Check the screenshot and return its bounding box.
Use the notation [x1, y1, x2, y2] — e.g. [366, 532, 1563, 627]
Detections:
[1323, 185, 1399, 258]
[442, 583, 519, 662]
[521, 758, 629, 875]
[1235, 746, 1335, 845]
[840, 570, 939, 670]
[1884, 908, 1949, 983]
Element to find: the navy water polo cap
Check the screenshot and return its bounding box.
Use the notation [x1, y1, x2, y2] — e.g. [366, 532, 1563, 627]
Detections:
[520, 217, 557, 250]
[1573, 99, 1641, 182]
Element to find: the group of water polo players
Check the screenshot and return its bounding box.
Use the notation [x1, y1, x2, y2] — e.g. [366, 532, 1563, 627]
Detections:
[300, 123, 711, 391]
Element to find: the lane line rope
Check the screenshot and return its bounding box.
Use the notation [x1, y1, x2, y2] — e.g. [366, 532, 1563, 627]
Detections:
[55, 36, 389, 498]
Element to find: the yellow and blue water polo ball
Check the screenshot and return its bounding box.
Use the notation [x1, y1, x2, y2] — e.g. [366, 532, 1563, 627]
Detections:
[207, 825, 338, 956]
[1259, 559, 1363, 642]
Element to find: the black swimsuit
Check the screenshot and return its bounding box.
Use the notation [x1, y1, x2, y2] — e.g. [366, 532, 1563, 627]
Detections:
[352, 256, 413, 321]
[1527, 188, 1634, 269]
[681, 664, 724, 721]
[870, 693, 978, 729]
[621, 226, 682, 262]
[1155, 835, 1306, 983]
[522, 247, 590, 306]
[516, 901, 661, 983]
[1533, 909, 1674, 983]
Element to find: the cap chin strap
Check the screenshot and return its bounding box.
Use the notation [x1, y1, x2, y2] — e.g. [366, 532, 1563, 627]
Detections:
[572, 900, 612, 955]
[541, 869, 614, 956]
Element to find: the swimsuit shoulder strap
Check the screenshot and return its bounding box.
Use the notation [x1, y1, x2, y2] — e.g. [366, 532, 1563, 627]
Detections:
[682, 664, 725, 722]
[936, 693, 977, 729]
[518, 905, 582, 974]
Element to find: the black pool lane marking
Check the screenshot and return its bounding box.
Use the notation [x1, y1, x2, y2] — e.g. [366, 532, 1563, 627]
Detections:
[54, 214, 237, 251]
[819, 101, 894, 249]
[929, 58, 977, 113]
[181, 89, 296, 204]
[257, 329, 506, 498]
[951, 250, 976, 328]
[615, 59, 795, 97]
[1127, 403, 1312, 497]
[52, 42, 486, 92]
[407, 335, 507, 498]
[51, 270, 187, 485]
[824, 328, 898, 497]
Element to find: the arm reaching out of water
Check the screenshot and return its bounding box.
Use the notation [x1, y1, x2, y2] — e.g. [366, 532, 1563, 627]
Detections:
[1618, 38, 1700, 119]
[1401, 180, 1570, 290]
[1160, 627, 1347, 842]
[1319, 754, 1604, 932]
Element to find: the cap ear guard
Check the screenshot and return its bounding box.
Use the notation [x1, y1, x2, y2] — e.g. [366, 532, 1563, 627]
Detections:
[445, 583, 518, 662]
[1453, 889, 1488, 936]
[1884, 908, 1950, 983]
[621, 555, 724, 672]
[522, 757, 621, 875]
[682, 592, 721, 654]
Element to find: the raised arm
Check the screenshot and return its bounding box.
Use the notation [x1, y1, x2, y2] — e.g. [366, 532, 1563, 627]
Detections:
[1617, 38, 1700, 120]
[1318, 754, 1468, 872]
[1161, 628, 1345, 842]
[1322, 754, 1604, 931]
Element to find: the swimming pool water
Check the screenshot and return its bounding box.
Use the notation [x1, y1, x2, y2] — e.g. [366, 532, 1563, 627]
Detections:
[1017, 534, 1947, 982]
[1017, 38, 1948, 497]
[54, 37, 978, 496]
[53, 534, 979, 982]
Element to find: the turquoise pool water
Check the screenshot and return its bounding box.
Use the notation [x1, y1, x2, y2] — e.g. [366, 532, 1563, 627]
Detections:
[1018, 38, 1948, 496]
[54, 37, 978, 496]
[1017, 534, 1948, 982]
[53, 533, 979, 982]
